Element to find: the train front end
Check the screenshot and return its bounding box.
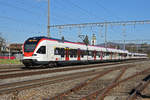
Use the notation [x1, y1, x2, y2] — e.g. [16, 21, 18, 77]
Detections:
[22, 37, 48, 67]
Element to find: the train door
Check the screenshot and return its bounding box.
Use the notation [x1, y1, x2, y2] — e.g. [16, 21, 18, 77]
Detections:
[77, 49, 80, 61]
[100, 51, 103, 60]
[115, 52, 117, 60]
[94, 50, 96, 60]
[65, 48, 69, 61]
[110, 52, 112, 60]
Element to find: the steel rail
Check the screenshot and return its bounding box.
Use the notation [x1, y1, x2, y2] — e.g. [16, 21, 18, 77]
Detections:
[126, 74, 150, 100]
[0, 62, 132, 79]
[0, 64, 131, 95]
[79, 67, 150, 100]
[80, 67, 127, 100]
[49, 65, 132, 100]
[97, 67, 150, 100]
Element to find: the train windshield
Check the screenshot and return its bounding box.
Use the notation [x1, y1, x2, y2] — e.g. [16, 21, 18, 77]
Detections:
[24, 44, 37, 52]
[24, 37, 41, 52]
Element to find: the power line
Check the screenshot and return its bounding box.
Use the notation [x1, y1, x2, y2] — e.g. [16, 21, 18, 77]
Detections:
[52, 0, 82, 22]
[50, 20, 150, 48]
[50, 20, 150, 28]
[0, 15, 45, 27]
[16, 0, 46, 10]
[94, 0, 123, 20]
[0, 1, 44, 17]
[109, 40, 150, 43]
[13, 0, 74, 24]
[0, 16, 22, 23]
[64, 0, 105, 21]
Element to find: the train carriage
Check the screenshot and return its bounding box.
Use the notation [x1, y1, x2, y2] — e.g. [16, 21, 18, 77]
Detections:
[22, 36, 148, 67]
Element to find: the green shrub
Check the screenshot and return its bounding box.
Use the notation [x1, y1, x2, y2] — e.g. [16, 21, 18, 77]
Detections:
[0, 59, 22, 64]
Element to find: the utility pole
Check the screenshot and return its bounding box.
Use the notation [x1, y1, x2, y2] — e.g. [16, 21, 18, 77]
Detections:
[123, 24, 126, 50]
[105, 24, 107, 48]
[47, 0, 50, 37]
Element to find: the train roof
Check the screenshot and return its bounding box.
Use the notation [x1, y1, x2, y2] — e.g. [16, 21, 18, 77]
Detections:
[129, 52, 147, 56]
[27, 36, 71, 42]
[26, 36, 129, 53]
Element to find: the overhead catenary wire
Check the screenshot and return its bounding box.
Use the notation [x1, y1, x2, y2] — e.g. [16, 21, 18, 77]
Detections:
[0, 0, 67, 24]
[52, 0, 84, 23]
[50, 20, 150, 28]
[64, 0, 106, 21]
[0, 1, 44, 17]
[94, 0, 123, 20]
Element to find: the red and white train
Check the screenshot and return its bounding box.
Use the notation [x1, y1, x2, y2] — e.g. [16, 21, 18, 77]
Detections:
[22, 36, 147, 67]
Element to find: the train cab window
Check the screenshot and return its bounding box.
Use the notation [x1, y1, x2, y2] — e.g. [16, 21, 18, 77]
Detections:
[24, 44, 37, 52]
[37, 46, 46, 54]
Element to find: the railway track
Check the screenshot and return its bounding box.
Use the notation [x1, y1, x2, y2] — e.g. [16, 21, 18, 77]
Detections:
[45, 62, 150, 100]
[0, 61, 137, 79]
[0, 60, 149, 100]
[49, 68, 127, 100]
[127, 74, 150, 100]
[0, 62, 114, 74]
[0, 59, 146, 71]
[0, 64, 134, 95]
[0, 59, 148, 78]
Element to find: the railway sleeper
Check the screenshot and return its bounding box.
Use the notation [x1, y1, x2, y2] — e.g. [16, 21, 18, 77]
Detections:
[128, 74, 150, 99]
[67, 94, 87, 100]
[136, 91, 150, 98]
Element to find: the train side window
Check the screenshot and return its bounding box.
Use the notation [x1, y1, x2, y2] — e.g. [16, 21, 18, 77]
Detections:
[92, 51, 94, 57]
[81, 50, 84, 58]
[37, 46, 46, 54]
[55, 48, 59, 55]
[106, 52, 110, 56]
[124, 53, 127, 57]
[73, 49, 77, 57]
[70, 49, 73, 58]
[103, 52, 106, 57]
[88, 51, 92, 56]
[80, 50, 85, 58]
[96, 51, 100, 57]
[60, 48, 65, 57]
[83, 50, 87, 56]
[86, 50, 89, 55]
